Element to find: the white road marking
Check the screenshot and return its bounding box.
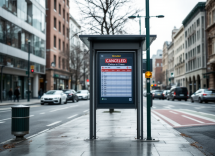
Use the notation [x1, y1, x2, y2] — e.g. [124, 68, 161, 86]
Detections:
[40, 113, 45, 114]
[153, 107, 156, 108]
[83, 110, 89, 112]
[50, 107, 69, 112]
[27, 129, 49, 139]
[67, 114, 78, 119]
[0, 122, 5, 123]
[169, 111, 178, 114]
[46, 121, 61, 126]
[30, 115, 34, 117]
[152, 111, 181, 126]
[182, 115, 204, 123]
[194, 107, 202, 109]
[0, 110, 11, 113]
[0, 118, 11, 121]
[176, 110, 215, 122]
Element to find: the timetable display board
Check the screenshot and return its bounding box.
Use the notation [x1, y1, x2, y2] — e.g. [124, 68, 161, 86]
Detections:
[97, 52, 135, 108]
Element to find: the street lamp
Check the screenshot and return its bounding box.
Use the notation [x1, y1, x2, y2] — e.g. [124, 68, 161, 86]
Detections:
[128, 14, 164, 35]
[129, 4, 164, 141]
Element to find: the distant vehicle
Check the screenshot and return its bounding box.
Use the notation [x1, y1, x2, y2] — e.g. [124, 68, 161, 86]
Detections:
[169, 87, 188, 101]
[41, 90, 67, 105]
[152, 90, 164, 100]
[143, 90, 147, 97]
[76, 90, 90, 100]
[191, 89, 215, 103]
[163, 90, 170, 99]
[63, 89, 79, 103]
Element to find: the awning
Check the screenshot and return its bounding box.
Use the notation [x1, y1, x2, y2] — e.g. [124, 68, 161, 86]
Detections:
[203, 71, 215, 75]
[79, 35, 157, 51]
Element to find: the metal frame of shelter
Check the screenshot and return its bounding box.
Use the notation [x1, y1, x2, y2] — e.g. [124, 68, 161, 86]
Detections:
[79, 35, 156, 140]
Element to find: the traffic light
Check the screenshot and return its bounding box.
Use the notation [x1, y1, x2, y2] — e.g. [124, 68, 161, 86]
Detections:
[154, 84, 157, 87]
[151, 84, 153, 87]
[30, 65, 34, 73]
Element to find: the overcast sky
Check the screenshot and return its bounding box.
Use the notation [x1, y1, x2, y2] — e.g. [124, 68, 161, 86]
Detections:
[70, 0, 206, 57]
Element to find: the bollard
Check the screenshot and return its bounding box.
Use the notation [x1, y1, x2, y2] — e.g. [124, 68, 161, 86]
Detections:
[11, 105, 30, 139]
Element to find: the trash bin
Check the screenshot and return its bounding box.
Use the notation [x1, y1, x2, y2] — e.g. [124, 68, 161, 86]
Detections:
[11, 105, 30, 138]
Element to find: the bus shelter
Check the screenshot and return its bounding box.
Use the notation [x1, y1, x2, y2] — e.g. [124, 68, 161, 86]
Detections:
[79, 35, 157, 140]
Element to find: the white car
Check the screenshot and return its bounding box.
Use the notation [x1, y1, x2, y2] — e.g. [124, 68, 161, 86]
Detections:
[41, 90, 67, 105]
[76, 90, 90, 100]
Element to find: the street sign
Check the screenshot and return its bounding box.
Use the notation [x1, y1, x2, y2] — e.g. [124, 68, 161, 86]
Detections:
[143, 59, 152, 73]
[30, 65, 34, 70]
[145, 71, 152, 78]
[26, 71, 29, 75]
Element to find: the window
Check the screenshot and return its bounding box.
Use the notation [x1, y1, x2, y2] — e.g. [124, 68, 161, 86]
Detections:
[67, 28, 69, 38]
[63, 25, 65, 35]
[66, 44, 69, 52]
[54, 55, 56, 65]
[59, 4, 61, 15]
[62, 59, 65, 69]
[197, 45, 200, 53]
[157, 63, 159, 67]
[54, 0, 56, 10]
[59, 57, 61, 68]
[197, 18, 200, 27]
[213, 9, 215, 23]
[59, 39, 61, 50]
[161, 63, 163, 67]
[63, 9, 65, 19]
[54, 36, 56, 48]
[67, 13, 69, 22]
[63, 41, 65, 51]
[67, 0, 69, 6]
[54, 17, 56, 28]
[59, 21, 61, 32]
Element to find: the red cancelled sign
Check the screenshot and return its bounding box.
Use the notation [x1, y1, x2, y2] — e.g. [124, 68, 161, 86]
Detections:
[105, 58, 127, 63]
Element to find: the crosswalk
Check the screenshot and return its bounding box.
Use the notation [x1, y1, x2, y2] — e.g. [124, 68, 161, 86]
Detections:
[152, 109, 215, 128]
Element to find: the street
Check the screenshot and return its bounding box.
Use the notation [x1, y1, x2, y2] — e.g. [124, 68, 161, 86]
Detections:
[146, 97, 215, 155]
[0, 100, 89, 143]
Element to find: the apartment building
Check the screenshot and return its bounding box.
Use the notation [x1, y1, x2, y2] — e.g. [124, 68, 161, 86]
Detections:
[46, 0, 70, 91]
[183, 2, 207, 94]
[151, 50, 162, 87]
[173, 26, 186, 87]
[162, 41, 170, 89]
[0, 0, 46, 100]
[205, 0, 215, 89]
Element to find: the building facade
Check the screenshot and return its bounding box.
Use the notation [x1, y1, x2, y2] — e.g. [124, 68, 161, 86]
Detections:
[162, 41, 170, 89]
[168, 42, 175, 88]
[205, 0, 215, 89]
[0, 0, 46, 100]
[173, 26, 186, 87]
[151, 50, 162, 88]
[46, 0, 70, 91]
[183, 2, 207, 94]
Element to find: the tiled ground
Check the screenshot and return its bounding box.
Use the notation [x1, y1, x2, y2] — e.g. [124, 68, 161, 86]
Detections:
[0, 109, 205, 156]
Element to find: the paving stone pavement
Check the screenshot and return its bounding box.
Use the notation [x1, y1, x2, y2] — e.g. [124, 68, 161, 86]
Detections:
[0, 109, 205, 156]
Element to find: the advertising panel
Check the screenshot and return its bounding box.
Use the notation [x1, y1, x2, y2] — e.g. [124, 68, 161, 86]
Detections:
[97, 52, 135, 108]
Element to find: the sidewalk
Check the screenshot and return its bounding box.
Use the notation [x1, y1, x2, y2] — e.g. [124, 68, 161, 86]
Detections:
[0, 99, 40, 106]
[0, 109, 205, 156]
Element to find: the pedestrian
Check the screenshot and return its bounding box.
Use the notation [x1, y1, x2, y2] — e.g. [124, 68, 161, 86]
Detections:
[190, 90, 192, 98]
[38, 88, 43, 99]
[14, 87, 20, 102]
[8, 88, 13, 101]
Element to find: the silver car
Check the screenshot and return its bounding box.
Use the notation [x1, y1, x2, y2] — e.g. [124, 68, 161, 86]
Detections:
[41, 90, 67, 105]
[163, 90, 170, 99]
[191, 89, 215, 103]
[76, 90, 90, 100]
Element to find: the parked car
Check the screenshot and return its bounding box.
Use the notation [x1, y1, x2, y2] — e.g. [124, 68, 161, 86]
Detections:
[76, 90, 90, 100]
[163, 90, 170, 99]
[63, 89, 79, 103]
[166, 92, 171, 100]
[191, 89, 215, 103]
[152, 90, 164, 100]
[169, 87, 188, 101]
[41, 90, 67, 105]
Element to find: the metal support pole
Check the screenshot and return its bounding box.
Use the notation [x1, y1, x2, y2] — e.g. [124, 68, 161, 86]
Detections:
[28, 41, 30, 102]
[1, 66, 5, 103]
[145, 0, 152, 140]
[141, 42, 143, 140]
[84, 60, 86, 89]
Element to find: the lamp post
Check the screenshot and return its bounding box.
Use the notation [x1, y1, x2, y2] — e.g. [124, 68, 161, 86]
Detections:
[128, 4, 164, 141]
[27, 40, 31, 102]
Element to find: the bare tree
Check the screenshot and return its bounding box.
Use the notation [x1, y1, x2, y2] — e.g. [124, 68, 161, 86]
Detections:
[75, 0, 141, 35]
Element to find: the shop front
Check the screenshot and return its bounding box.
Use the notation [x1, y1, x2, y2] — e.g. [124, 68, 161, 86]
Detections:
[0, 74, 33, 101]
[54, 74, 69, 90]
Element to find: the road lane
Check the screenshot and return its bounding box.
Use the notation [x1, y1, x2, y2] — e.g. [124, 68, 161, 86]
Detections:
[0, 100, 89, 143]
